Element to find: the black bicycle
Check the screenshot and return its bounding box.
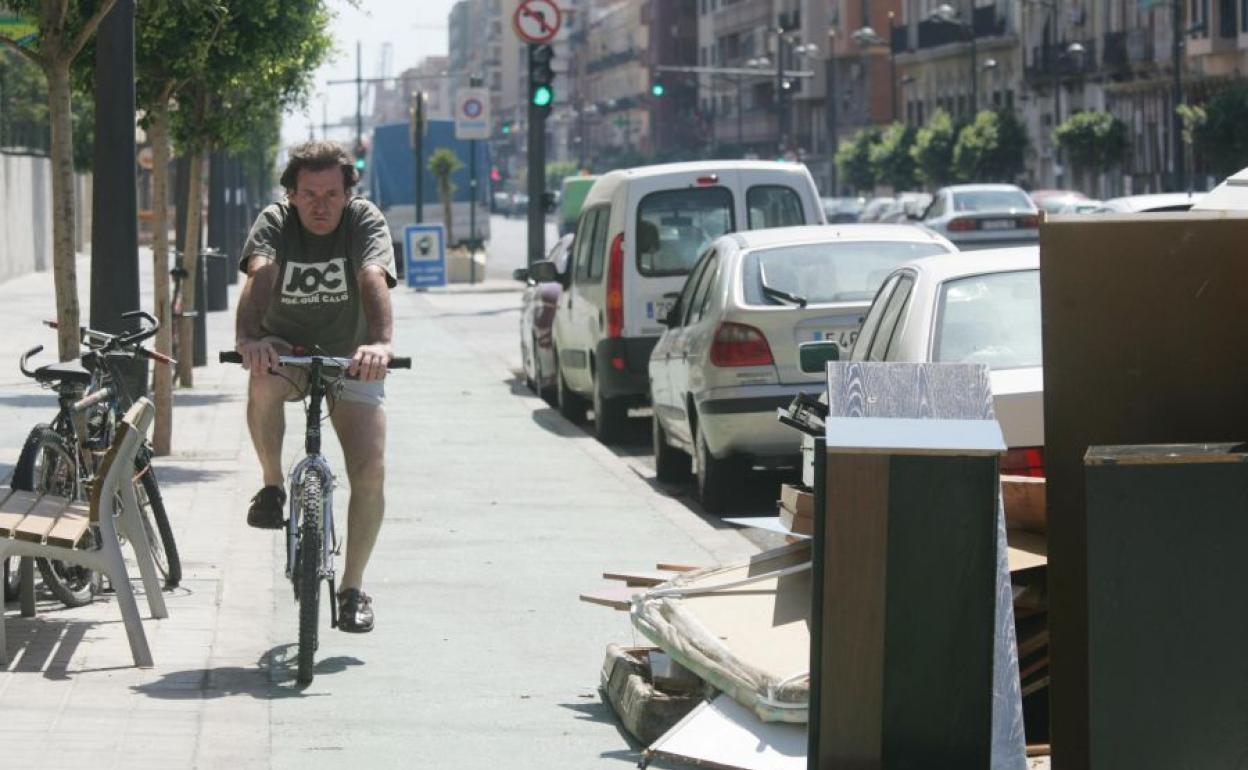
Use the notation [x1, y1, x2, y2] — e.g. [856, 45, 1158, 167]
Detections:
[220, 349, 409, 684]
[8, 311, 181, 607]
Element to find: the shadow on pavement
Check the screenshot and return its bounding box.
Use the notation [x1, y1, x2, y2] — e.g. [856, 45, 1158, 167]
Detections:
[150, 465, 234, 485]
[559, 699, 644, 762]
[172, 392, 239, 407]
[2, 616, 99, 678]
[131, 644, 363, 700]
[0, 393, 59, 409]
[429, 306, 521, 319]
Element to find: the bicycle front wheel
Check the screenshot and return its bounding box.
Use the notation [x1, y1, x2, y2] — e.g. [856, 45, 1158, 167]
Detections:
[134, 460, 181, 588]
[296, 470, 324, 685]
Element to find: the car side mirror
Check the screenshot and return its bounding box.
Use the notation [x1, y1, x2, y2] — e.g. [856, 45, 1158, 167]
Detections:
[512, 267, 530, 283]
[528, 260, 559, 284]
[799, 340, 840, 373]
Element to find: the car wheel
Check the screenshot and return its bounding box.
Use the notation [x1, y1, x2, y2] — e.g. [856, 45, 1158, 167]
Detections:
[556, 350, 587, 424]
[592, 375, 628, 444]
[653, 414, 691, 483]
[533, 335, 554, 405]
[695, 419, 741, 515]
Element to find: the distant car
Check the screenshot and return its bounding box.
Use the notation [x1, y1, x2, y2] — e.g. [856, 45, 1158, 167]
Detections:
[515, 234, 574, 401]
[1193, 166, 1248, 211]
[859, 196, 896, 222]
[821, 196, 865, 223]
[648, 224, 956, 512]
[877, 192, 932, 223]
[492, 191, 512, 214]
[510, 193, 531, 218]
[1030, 189, 1090, 215]
[849, 246, 1044, 471]
[919, 184, 1040, 249]
[1096, 192, 1203, 213]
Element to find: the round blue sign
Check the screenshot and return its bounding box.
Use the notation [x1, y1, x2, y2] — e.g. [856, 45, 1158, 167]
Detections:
[463, 98, 484, 119]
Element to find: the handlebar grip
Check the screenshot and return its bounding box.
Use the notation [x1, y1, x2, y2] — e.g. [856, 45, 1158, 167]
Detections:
[219, 351, 244, 364]
[71, 386, 112, 414]
[388, 357, 412, 369]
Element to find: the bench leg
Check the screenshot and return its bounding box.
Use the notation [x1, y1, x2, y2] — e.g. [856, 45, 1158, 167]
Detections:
[19, 557, 35, 617]
[117, 485, 168, 620]
[97, 513, 154, 668]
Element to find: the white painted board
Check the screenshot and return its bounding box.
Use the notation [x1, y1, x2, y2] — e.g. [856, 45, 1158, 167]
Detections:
[646, 695, 806, 770]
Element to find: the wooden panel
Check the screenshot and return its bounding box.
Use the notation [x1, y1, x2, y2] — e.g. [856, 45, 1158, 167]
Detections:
[0, 490, 42, 537]
[1040, 214, 1248, 770]
[578, 586, 638, 611]
[601, 570, 679, 587]
[826, 362, 996, 421]
[14, 494, 70, 543]
[44, 503, 91, 549]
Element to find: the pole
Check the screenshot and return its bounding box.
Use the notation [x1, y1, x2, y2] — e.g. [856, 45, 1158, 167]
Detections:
[969, 24, 978, 113]
[470, 137, 478, 283]
[527, 43, 547, 266]
[356, 40, 363, 149]
[775, 33, 787, 156]
[414, 91, 425, 224]
[1172, 0, 1185, 191]
[736, 76, 743, 153]
[1053, 9, 1064, 188]
[826, 56, 838, 194]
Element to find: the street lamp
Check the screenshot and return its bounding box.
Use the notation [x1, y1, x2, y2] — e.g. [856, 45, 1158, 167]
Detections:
[927, 3, 976, 115]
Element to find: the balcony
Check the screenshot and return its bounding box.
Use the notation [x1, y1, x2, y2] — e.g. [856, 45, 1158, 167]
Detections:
[915, 5, 1007, 51]
[891, 23, 908, 54]
[1126, 28, 1155, 64]
[1103, 30, 1128, 70]
[587, 48, 638, 74]
[1025, 40, 1098, 84]
[712, 0, 770, 36]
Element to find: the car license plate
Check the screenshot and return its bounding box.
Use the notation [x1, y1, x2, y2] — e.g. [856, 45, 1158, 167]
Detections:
[648, 297, 675, 322]
[814, 329, 858, 351]
[981, 219, 1017, 230]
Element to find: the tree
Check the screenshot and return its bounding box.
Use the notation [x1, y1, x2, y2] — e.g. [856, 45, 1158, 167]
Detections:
[0, 0, 118, 361]
[953, 109, 1028, 184]
[545, 160, 578, 190]
[869, 122, 918, 192]
[911, 108, 958, 189]
[1191, 82, 1248, 179]
[428, 147, 462, 245]
[1053, 110, 1129, 193]
[835, 128, 881, 194]
[167, 0, 331, 387]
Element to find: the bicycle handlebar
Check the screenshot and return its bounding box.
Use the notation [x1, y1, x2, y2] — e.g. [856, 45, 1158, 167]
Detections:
[19, 345, 43, 378]
[45, 310, 160, 351]
[219, 351, 412, 369]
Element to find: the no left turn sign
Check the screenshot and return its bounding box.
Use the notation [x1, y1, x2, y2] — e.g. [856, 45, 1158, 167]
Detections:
[512, 0, 561, 44]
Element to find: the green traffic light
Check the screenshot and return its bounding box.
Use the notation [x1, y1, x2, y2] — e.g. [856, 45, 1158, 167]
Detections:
[354, 158, 366, 171]
[651, 83, 665, 97]
[502, 123, 511, 134]
[532, 85, 553, 108]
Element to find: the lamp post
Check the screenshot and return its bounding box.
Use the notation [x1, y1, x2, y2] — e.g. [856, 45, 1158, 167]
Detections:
[928, 3, 976, 114]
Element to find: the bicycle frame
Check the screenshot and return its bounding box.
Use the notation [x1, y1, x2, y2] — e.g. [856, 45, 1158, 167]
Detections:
[284, 359, 339, 618]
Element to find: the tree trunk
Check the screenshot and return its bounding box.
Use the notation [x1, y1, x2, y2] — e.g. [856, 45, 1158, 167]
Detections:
[177, 149, 204, 387]
[46, 59, 81, 362]
[149, 107, 174, 455]
[440, 183, 453, 244]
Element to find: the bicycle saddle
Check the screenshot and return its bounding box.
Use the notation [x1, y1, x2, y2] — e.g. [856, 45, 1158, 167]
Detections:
[34, 360, 92, 385]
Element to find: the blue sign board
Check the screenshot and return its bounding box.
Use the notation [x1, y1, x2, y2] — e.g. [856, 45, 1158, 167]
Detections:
[404, 223, 447, 288]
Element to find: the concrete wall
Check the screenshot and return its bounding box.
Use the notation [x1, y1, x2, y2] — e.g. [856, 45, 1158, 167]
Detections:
[0, 151, 53, 282]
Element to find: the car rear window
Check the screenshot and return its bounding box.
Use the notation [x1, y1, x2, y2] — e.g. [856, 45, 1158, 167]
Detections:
[952, 190, 1034, 212]
[933, 269, 1042, 370]
[636, 187, 735, 276]
[741, 241, 951, 306]
[747, 185, 806, 228]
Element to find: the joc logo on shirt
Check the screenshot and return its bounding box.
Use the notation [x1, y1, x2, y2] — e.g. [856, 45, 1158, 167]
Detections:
[281, 258, 349, 305]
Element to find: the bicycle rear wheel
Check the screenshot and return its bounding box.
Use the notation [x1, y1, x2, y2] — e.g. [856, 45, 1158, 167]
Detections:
[296, 470, 324, 685]
[133, 460, 181, 588]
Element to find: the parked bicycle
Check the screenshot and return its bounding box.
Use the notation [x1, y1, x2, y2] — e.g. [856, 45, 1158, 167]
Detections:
[170, 263, 197, 386]
[219, 348, 410, 684]
[8, 311, 181, 607]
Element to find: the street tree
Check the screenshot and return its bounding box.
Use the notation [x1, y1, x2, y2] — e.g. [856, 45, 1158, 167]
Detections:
[835, 128, 880, 194]
[167, 0, 331, 387]
[911, 109, 958, 189]
[869, 122, 918, 192]
[1053, 111, 1128, 194]
[0, 0, 118, 361]
[1191, 82, 1248, 179]
[428, 147, 463, 245]
[953, 109, 1028, 184]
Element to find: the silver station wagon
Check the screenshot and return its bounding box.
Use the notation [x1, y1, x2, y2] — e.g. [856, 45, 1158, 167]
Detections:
[648, 224, 956, 512]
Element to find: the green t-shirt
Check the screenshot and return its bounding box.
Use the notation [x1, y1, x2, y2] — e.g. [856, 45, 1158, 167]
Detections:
[240, 198, 396, 356]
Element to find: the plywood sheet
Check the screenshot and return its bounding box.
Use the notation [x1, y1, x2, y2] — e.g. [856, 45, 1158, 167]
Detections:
[646, 694, 806, 770]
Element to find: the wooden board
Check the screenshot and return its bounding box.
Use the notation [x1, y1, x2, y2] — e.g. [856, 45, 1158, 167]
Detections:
[44, 502, 91, 549]
[14, 494, 70, 543]
[1002, 475, 1046, 534]
[0, 489, 40, 537]
[579, 585, 639, 611]
[1006, 530, 1048, 573]
[656, 562, 700, 573]
[1039, 213, 1248, 768]
[602, 569, 680, 587]
[646, 694, 807, 770]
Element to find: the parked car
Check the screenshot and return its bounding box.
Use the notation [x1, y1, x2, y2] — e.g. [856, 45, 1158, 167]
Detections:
[509, 192, 531, 218]
[859, 196, 896, 222]
[545, 160, 826, 443]
[919, 184, 1040, 249]
[648, 224, 957, 511]
[848, 246, 1044, 470]
[1095, 192, 1203, 213]
[1193, 165, 1248, 211]
[877, 192, 932, 223]
[1029, 188, 1087, 214]
[492, 191, 512, 214]
[560, 176, 598, 235]
[822, 196, 865, 223]
[515, 234, 574, 401]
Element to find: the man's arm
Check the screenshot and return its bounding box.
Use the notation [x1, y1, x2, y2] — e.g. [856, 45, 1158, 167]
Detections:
[235, 256, 281, 373]
[351, 264, 394, 382]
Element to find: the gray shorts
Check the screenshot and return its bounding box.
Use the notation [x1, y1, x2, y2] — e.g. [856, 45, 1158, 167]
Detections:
[264, 337, 385, 408]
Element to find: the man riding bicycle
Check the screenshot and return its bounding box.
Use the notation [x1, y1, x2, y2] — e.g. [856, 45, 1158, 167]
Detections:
[234, 140, 395, 633]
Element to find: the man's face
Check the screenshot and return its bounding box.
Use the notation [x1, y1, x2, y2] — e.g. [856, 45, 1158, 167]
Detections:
[289, 166, 348, 236]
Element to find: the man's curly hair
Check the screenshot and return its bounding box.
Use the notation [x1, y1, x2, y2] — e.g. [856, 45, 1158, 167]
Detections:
[279, 140, 360, 193]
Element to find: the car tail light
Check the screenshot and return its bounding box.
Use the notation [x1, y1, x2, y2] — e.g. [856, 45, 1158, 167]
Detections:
[696, 174, 719, 186]
[1001, 447, 1045, 478]
[1019, 215, 1040, 228]
[947, 217, 977, 232]
[606, 233, 625, 338]
[710, 322, 774, 367]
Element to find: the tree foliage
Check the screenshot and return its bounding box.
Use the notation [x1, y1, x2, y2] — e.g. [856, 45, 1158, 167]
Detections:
[911, 108, 957, 188]
[835, 128, 880, 194]
[869, 122, 917, 191]
[953, 109, 1028, 183]
[1053, 110, 1129, 177]
[1192, 82, 1248, 178]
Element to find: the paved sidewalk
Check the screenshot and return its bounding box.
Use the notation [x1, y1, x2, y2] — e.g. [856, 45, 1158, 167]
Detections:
[0, 257, 758, 768]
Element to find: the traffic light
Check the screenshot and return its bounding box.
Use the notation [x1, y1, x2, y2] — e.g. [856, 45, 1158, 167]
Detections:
[501, 120, 512, 135]
[650, 81, 665, 97]
[529, 44, 555, 110]
[354, 141, 366, 172]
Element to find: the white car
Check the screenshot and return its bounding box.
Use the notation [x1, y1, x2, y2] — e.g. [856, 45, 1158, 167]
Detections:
[920, 184, 1041, 249]
[548, 160, 825, 444]
[848, 246, 1044, 472]
[1096, 192, 1203, 213]
[648, 224, 957, 512]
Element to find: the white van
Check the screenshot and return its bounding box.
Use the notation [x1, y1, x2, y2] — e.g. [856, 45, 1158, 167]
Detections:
[544, 160, 825, 442]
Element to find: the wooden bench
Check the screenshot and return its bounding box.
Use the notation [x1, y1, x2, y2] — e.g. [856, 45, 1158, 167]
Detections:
[0, 398, 167, 668]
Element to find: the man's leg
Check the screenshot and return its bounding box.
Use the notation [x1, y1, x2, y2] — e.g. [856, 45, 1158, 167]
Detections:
[247, 370, 289, 487]
[330, 400, 386, 591]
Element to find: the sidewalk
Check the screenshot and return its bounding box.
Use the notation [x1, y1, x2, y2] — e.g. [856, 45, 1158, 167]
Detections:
[0, 255, 759, 768]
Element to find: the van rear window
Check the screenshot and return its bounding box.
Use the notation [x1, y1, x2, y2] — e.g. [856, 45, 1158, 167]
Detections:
[636, 187, 734, 276]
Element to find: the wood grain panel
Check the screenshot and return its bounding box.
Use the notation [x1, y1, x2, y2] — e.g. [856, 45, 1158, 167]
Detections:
[14, 494, 70, 542]
[0, 490, 42, 537]
[44, 503, 91, 549]
[827, 362, 996, 421]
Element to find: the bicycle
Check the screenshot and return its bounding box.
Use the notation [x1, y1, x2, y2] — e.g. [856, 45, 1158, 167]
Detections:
[170, 263, 197, 386]
[10, 310, 181, 607]
[219, 348, 410, 684]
